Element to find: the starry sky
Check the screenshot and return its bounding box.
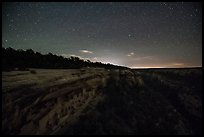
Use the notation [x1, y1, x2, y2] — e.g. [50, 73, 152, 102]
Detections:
[2, 2, 202, 68]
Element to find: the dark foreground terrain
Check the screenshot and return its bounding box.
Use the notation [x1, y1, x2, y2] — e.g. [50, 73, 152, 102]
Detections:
[2, 68, 202, 135]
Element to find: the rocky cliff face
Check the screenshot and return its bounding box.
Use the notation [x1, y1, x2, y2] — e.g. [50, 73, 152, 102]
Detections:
[2, 68, 202, 135]
[2, 68, 110, 135]
[54, 68, 202, 135]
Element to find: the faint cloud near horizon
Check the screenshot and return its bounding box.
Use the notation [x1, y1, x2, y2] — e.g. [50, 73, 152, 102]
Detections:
[79, 49, 93, 54]
[60, 53, 98, 62]
[127, 52, 134, 57]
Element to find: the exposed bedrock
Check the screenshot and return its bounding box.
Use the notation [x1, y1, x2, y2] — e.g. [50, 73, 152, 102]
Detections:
[2, 68, 202, 135]
[2, 68, 111, 135]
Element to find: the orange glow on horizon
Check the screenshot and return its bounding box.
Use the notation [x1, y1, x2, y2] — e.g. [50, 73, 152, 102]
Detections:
[131, 65, 202, 69]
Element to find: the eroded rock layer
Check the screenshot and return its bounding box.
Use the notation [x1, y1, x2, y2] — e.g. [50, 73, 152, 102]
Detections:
[2, 68, 110, 135]
[2, 68, 202, 135]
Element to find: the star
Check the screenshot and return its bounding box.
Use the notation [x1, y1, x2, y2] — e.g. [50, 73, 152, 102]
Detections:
[169, 7, 174, 10]
[2, 2, 202, 68]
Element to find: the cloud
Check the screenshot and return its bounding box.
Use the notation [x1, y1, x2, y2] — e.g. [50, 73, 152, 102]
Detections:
[127, 52, 134, 57]
[60, 54, 98, 62]
[79, 49, 93, 54]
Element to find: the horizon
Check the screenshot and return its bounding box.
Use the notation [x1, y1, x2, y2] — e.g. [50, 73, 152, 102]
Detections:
[2, 46, 202, 69]
[131, 66, 202, 69]
[2, 2, 202, 68]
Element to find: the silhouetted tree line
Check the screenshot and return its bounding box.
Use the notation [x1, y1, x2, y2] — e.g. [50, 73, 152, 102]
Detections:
[2, 47, 128, 71]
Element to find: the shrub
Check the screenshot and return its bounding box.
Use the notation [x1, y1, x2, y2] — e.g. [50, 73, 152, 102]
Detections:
[30, 70, 37, 74]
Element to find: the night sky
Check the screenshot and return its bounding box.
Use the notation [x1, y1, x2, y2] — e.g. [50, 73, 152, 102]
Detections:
[2, 2, 202, 68]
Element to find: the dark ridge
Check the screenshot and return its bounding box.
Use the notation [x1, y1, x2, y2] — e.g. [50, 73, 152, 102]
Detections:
[2, 47, 129, 71]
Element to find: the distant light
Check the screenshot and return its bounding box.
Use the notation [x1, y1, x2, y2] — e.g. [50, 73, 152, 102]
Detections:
[172, 63, 184, 66]
[131, 66, 166, 69]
